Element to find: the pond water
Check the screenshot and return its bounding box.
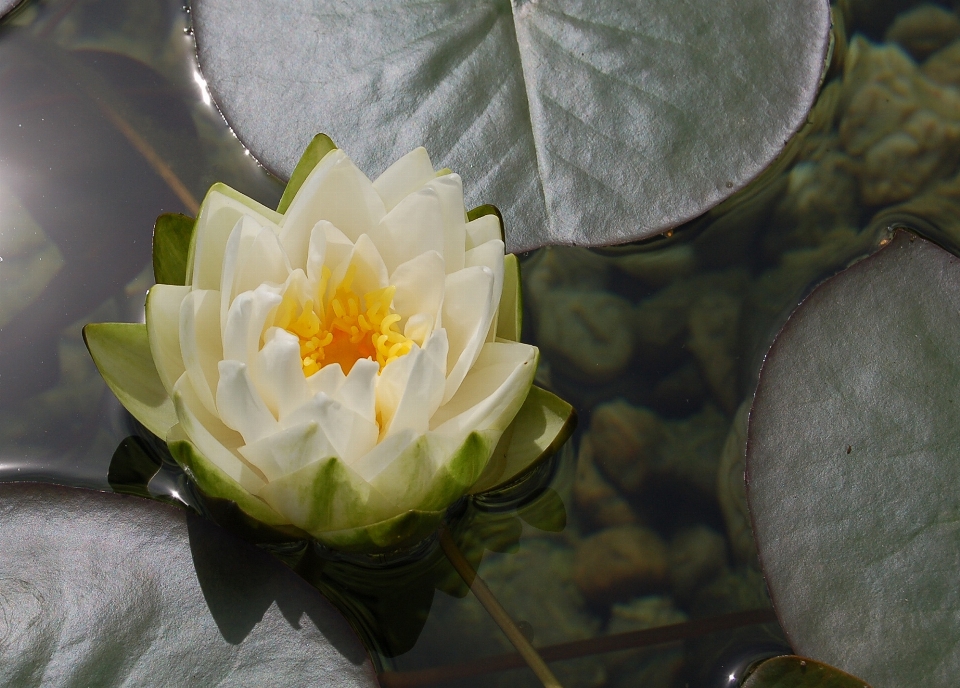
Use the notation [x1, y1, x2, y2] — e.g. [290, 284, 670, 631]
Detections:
[3, 0, 960, 686]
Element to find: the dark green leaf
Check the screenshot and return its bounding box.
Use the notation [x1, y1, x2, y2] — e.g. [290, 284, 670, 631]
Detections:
[0, 483, 376, 686]
[742, 655, 872, 688]
[192, 0, 830, 250]
[747, 231, 960, 687]
[153, 212, 195, 285]
[276, 132, 337, 214]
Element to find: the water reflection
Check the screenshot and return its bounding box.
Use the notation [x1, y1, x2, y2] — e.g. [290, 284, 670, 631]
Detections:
[4, 0, 960, 686]
[0, 0, 281, 486]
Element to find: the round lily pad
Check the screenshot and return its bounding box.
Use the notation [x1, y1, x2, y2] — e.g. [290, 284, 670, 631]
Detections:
[191, 0, 830, 251]
[747, 231, 960, 687]
[0, 483, 377, 686]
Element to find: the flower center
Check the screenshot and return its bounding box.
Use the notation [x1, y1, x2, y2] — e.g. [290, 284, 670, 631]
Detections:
[273, 265, 414, 376]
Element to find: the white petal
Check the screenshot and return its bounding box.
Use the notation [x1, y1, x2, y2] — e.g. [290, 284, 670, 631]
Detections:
[390, 250, 445, 325]
[464, 239, 506, 344]
[227, 222, 290, 312]
[146, 284, 190, 395]
[283, 393, 379, 465]
[180, 289, 223, 416]
[431, 341, 538, 438]
[333, 357, 379, 425]
[172, 373, 265, 492]
[281, 150, 386, 244]
[352, 428, 418, 483]
[306, 362, 346, 398]
[425, 174, 467, 273]
[239, 421, 337, 482]
[372, 147, 435, 211]
[219, 216, 290, 333]
[465, 214, 502, 251]
[351, 234, 389, 296]
[305, 221, 329, 284]
[441, 266, 496, 403]
[372, 186, 445, 275]
[216, 360, 279, 445]
[377, 330, 448, 439]
[255, 328, 310, 421]
[464, 239, 505, 318]
[190, 183, 283, 291]
[403, 313, 434, 347]
[222, 285, 282, 366]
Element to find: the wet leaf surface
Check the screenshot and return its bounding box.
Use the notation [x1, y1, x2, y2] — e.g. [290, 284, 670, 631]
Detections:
[743, 655, 872, 688]
[747, 231, 960, 687]
[192, 0, 830, 251]
[0, 482, 377, 686]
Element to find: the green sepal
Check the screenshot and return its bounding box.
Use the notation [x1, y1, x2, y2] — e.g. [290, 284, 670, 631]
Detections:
[496, 253, 522, 342]
[83, 322, 178, 440]
[469, 385, 577, 494]
[314, 509, 445, 553]
[277, 133, 338, 214]
[466, 204, 505, 242]
[153, 213, 195, 286]
[167, 431, 296, 530]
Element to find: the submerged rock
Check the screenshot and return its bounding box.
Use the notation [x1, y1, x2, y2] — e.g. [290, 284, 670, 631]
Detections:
[690, 565, 771, 618]
[536, 289, 635, 383]
[586, 400, 728, 499]
[884, 3, 960, 61]
[840, 36, 960, 207]
[921, 37, 960, 86]
[668, 525, 729, 602]
[573, 435, 639, 530]
[588, 401, 664, 495]
[572, 526, 669, 605]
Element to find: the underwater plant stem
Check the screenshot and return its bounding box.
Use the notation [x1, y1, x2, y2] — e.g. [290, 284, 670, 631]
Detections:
[94, 101, 201, 215]
[438, 528, 564, 688]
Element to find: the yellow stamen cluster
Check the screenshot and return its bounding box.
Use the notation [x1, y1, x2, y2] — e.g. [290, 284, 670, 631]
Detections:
[273, 265, 414, 377]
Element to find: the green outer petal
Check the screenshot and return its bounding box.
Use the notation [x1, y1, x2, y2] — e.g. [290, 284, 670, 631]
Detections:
[469, 385, 576, 494]
[276, 133, 338, 214]
[167, 430, 291, 527]
[370, 431, 497, 514]
[83, 322, 177, 440]
[420, 431, 497, 510]
[496, 253, 522, 342]
[258, 455, 398, 535]
[466, 204, 505, 242]
[153, 213, 196, 286]
[314, 509, 444, 553]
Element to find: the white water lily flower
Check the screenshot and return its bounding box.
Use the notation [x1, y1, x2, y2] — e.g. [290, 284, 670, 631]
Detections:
[85, 136, 573, 552]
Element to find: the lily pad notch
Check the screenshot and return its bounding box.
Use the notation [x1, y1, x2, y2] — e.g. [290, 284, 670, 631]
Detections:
[191, 0, 832, 250]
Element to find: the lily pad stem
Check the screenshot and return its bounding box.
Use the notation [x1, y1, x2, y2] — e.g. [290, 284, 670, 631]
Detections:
[438, 527, 563, 688]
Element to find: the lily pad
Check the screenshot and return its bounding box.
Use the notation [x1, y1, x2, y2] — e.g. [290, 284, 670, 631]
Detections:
[191, 0, 830, 251]
[0, 482, 376, 686]
[747, 231, 960, 687]
[742, 655, 872, 688]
